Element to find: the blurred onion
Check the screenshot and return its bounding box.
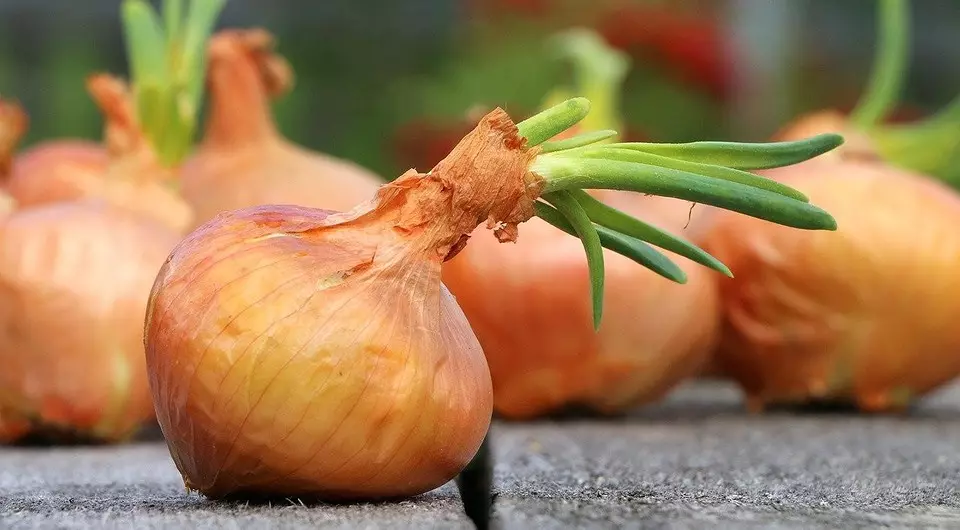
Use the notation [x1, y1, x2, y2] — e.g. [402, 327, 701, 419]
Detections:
[443, 192, 718, 418]
[5, 75, 192, 233]
[180, 29, 382, 229]
[704, 156, 960, 412]
[0, 199, 181, 442]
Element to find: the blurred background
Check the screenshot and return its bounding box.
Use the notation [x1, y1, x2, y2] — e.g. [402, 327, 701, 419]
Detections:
[0, 0, 958, 178]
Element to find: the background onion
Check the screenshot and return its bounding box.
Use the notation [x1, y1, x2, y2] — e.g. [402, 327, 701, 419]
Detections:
[180, 28, 383, 229]
[4, 75, 193, 233]
[443, 194, 718, 418]
[0, 199, 181, 441]
[703, 158, 960, 411]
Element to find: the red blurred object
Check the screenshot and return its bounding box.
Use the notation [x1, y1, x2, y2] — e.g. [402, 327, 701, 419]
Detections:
[597, 5, 733, 100]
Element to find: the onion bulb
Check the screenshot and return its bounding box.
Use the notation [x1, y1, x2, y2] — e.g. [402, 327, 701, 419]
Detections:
[704, 157, 960, 412]
[4, 75, 193, 233]
[0, 199, 181, 442]
[0, 97, 109, 196]
[700, 0, 960, 411]
[180, 28, 383, 229]
[443, 194, 719, 418]
[145, 98, 840, 500]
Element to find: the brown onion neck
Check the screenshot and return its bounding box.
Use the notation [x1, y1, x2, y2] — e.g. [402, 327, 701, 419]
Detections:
[364, 108, 544, 261]
[202, 29, 293, 149]
[86, 74, 151, 159]
[0, 99, 27, 178]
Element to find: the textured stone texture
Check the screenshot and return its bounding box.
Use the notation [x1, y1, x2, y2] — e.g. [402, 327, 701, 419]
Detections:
[2, 380, 960, 529]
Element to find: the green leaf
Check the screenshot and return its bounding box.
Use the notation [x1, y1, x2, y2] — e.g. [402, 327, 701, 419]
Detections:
[179, 0, 227, 115]
[163, 0, 184, 44]
[605, 133, 844, 170]
[122, 0, 168, 91]
[541, 191, 606, 330]
[540, 130, 618, 153]
[516, 97, 591, 147]
[549, 28, 630, 134]
[534, 201, 687, 284]
[567, 190, 732, 277]
[120, 0, 226, 167]
[569, 145, 809, 202]
[535, 156, 837, 230]
[849, 0, 911, 129]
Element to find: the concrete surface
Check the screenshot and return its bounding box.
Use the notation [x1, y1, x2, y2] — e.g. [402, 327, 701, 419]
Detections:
[2, 380, 960, 529]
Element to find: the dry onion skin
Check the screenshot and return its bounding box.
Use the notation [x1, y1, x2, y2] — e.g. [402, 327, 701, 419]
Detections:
[145, 98, 840, 501]
[0, 200, 181, 443]
[180, 28, 383, 230]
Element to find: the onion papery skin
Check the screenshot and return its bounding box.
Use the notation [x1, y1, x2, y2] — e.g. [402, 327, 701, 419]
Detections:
[0, 201, 180, 441]
[704, 159, 960, 412]
[180, 29, 382, 230]
[443, 192, 719, 419]
[145, 205, 493, 500]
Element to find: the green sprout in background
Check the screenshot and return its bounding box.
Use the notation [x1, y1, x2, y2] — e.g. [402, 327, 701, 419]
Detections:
[121, 0, 227, 167]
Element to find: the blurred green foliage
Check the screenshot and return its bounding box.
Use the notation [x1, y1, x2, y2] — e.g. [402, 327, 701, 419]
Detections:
[0, 0, 957, 179]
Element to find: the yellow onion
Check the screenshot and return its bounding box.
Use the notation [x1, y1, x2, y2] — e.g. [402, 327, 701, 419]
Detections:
[0, 198, 181, 442]
[703, 155, 960, 412]
[442, 192, 718, 419]
[0, 97, 110, 197]
[179, 28, 382, 230]
[4, 75, 193, 233]
[145, 99, 840, 500]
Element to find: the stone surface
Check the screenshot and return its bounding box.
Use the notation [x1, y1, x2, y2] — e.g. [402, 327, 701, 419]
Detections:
[2, 380, 960, 529]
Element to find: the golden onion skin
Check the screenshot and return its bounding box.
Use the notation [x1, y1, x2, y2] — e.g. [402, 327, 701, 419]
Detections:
[0, 201, 179, 441]
[705, 159, 960, 412]
[443, 194, 719, 419]
[145, 205, 493, 501]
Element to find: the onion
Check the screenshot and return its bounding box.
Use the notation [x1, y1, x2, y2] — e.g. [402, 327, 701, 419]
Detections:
[145, 98, 840, 500]
[180, 28, 383, 230]
[700, 0, 960, 409]
[704, 158, 960, 412]
[0, 199, 181, 442]
[0, 97, 110, 202]
[441, 31, 721, 418]
[0, 98, 108, 193]
[1, 75, 193, 232]
[443, 195, 719, 418]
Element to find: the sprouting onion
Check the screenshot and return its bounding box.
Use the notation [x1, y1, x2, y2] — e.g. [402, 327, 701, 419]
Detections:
[144, 97, 840, 502]
[121, 0, 227, 168]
